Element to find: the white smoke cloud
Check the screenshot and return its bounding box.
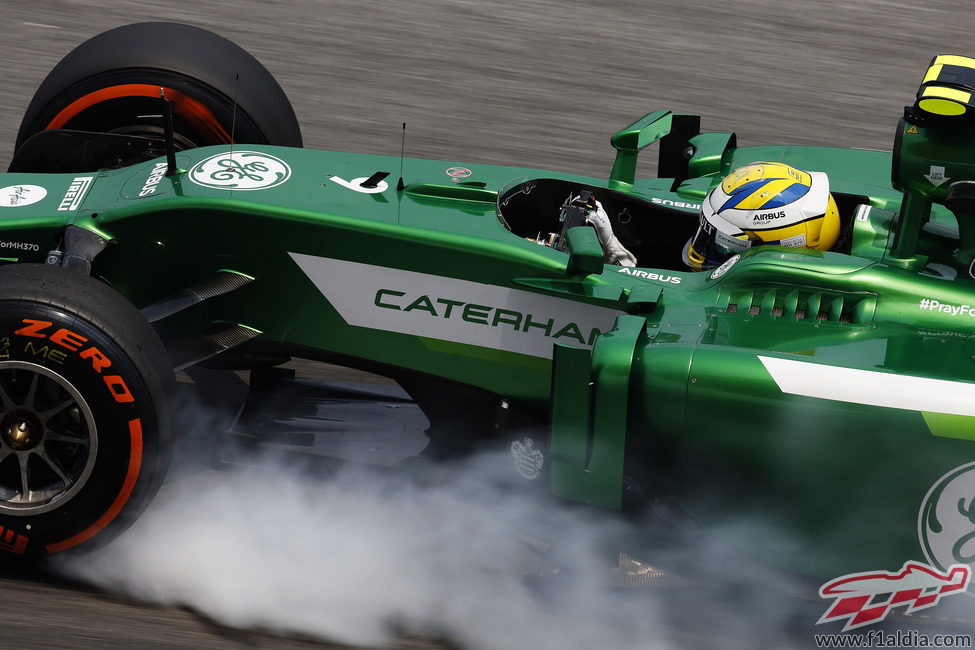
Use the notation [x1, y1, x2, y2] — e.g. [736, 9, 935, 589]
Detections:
[54, 445, 670, 649]
[54, 435, 827, 649]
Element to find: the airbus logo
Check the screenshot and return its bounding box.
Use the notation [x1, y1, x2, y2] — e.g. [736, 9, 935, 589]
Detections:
[752, 210, 786, 223]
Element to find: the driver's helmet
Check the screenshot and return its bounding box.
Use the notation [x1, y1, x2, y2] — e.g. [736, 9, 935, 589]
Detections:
[682, 162, 840, 270]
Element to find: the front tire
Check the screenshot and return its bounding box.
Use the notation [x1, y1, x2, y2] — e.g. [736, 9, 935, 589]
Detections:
[11, 22, 301, 172]
[0, 264, 174, 559]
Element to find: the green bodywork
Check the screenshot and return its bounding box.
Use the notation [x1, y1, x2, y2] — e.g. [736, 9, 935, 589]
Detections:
[3, 94, 975, 578]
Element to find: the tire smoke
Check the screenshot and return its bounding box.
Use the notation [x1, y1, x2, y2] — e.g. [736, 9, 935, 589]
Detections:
[55, 427, 819, 649]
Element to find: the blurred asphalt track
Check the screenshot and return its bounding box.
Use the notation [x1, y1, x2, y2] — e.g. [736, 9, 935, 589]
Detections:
[0, 1, 972, 648]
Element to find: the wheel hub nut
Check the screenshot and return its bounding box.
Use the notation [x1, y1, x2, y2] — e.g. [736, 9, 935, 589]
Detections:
[2, 411, 41, 450]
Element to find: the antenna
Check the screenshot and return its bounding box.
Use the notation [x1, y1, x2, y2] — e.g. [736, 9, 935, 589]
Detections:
[231, 73, 239, 145]
[161, 88, 178, 176]
[230, 73, 239, 160]
[397, 122, 406, 191]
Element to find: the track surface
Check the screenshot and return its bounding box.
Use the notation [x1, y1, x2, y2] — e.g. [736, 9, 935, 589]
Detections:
[1, 2, 974, 648]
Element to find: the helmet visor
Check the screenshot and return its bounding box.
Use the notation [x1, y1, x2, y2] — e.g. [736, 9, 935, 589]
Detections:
[685, 201, 751, 269]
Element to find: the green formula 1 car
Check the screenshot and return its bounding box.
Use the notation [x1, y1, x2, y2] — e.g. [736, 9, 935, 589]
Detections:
[1, 23, 974, 592]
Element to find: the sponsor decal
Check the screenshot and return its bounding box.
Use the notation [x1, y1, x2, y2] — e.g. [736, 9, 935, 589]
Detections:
[651, 197, 701, 211]
[138, 162, 169, 197]
[510, 437, 544, 480]
[188, 151, 291, 191]
[0, 241, 40, 252]
[920, 462, 975, 571]
[288, 254, 624, 358]
[0, 185, 46, 208]
[919, 328, 970, 338]
[616, 267, 681, 284]
[920, 298, 975, 317]
[716, 229, 750, 253]
[14, 319, 133, 403]
[817, 561, 970, 632]
[445, 167, 472, 179]
[779, 233, 806, 247]
[752, 210, 786, 223]
[709, 253, 740, 280]
[329, 175, 388, 194]
[58, 176, 94, 210]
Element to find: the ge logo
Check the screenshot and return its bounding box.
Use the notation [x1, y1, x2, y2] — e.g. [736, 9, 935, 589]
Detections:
[188, 151, 291, 191]
[710, 254, 740, 280]
[920, 462, 975, 570]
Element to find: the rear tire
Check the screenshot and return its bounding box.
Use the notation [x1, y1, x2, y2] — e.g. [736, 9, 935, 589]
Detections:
[0, 264, 174, 559]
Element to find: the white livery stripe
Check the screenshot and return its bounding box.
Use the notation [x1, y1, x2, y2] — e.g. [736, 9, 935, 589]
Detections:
[290, 254, 624, 359]
[758, 355, 975, 416]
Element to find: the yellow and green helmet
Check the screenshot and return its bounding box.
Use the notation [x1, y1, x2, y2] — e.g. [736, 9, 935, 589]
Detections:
[683, 162, 840, 270]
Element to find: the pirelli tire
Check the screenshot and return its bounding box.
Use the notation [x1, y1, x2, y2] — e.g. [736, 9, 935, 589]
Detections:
[0, 264, 174, 560]
[12, 21, 301, 168]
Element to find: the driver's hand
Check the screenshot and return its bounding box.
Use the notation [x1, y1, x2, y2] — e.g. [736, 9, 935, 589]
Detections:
[585, 200, 637, 267]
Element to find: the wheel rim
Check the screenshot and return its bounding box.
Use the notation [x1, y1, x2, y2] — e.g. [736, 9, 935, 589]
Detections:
[0, 361, 98, 515]
[45, 83, 234, 145]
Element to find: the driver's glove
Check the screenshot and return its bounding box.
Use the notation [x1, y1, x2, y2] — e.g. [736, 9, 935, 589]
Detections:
[585, 199, 637, 267]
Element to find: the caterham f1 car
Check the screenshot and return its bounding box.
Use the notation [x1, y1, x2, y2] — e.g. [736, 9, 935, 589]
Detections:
[1, 23, 974, 587]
